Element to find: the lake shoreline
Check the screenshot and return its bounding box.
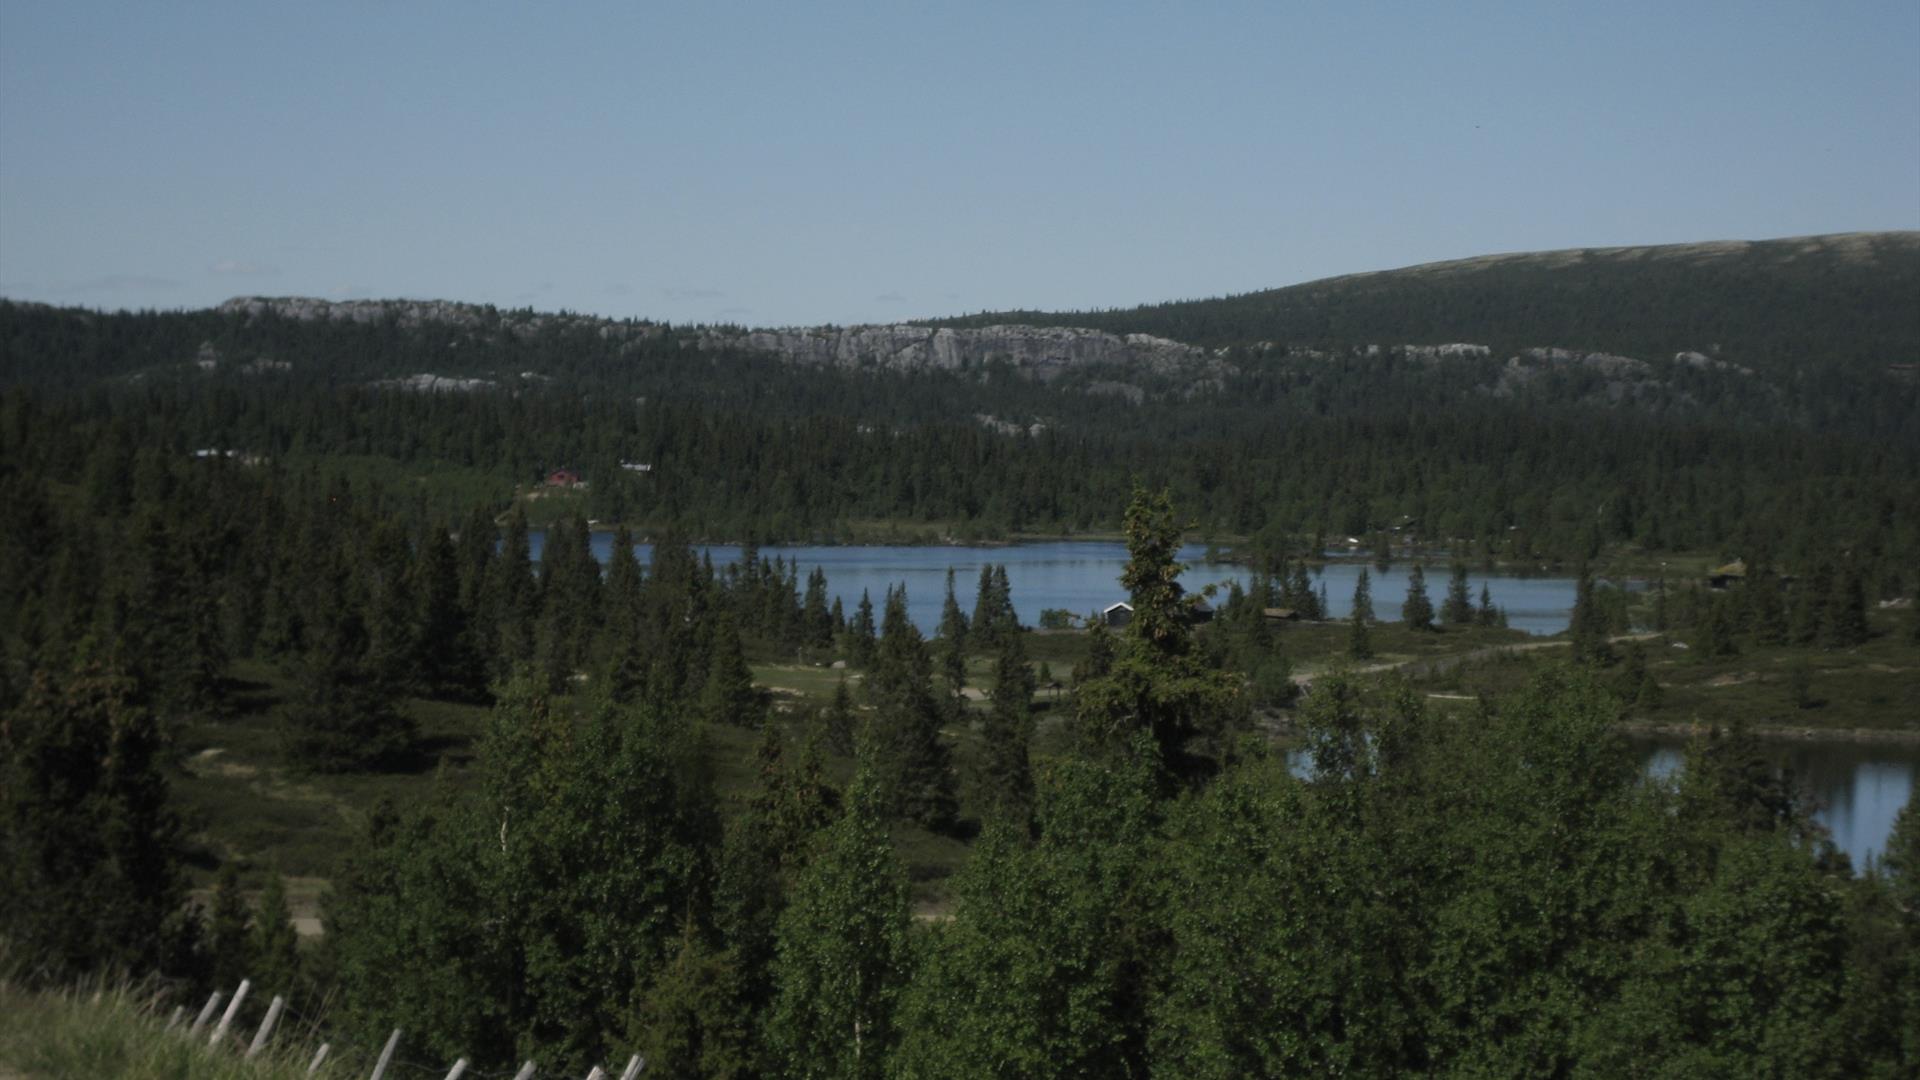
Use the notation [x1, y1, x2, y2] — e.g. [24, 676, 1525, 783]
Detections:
[1618, 720, 1920, 745]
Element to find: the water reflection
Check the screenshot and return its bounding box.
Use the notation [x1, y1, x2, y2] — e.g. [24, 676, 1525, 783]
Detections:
[1633, 738, 1917, 871]
[532, 534, 1585, 636]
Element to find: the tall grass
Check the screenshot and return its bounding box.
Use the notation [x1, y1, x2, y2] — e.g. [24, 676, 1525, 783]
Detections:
[0, 977, 352, 1080]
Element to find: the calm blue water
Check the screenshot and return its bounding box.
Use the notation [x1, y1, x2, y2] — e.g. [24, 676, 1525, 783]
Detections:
[527, 535, 1584, 637]
[1638, 738, 1916, 872]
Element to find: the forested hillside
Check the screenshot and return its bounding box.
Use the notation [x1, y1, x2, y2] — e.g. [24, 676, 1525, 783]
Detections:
[5, 240, 1918, 572]
[923, 231, 1920, 374]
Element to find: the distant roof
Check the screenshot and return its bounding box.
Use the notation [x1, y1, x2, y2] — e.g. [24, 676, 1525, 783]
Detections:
[1103, 601, 1133, 614]
[1710, 559, 1748, 578]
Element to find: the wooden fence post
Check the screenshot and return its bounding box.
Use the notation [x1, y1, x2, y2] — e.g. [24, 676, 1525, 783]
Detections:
[246, 995, 285, 1059]
[368, 1028, 402, 1080]
[307, 1043, 332, 1075]
[210, 979, 250, 1046]
[444, 1058, 469, 1079]
[188, 991, 223, 1037]
[511, 1062, 537, 1080]
[618, 1054, 643, 1080]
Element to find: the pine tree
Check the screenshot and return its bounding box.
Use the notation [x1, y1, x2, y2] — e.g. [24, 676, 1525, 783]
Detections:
[937, 568, 970, 718]
[824, 677, 856, 756]
[0, 660, 189, 978]
[864, 587, 956, 829]
[803, 567, 834, 649]
[1443, 561, 1475, 626]
[971, 615, 1036, 823]
[1402, 563, 1435, 631]
[849, 590, 877, 668]
[251, 871, 303, 998]
[1476, 582, 1499, 627]
[1824, 566, 1870, 648]
[1348, 607, 1374, 661]
[701, 614, 761, 728]
[1570, 568, 1613, 665]
[1351, 567, 1375, 624]
[205, 861, 253, 990]
[970, 565, 1000, 650]
[414, 524, 482, 700]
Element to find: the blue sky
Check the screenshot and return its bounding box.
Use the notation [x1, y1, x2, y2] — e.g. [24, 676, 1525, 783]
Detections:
[2, 1, 1915, 327]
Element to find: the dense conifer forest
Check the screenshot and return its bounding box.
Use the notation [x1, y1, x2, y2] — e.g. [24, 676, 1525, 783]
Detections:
[3, 238, 1919, 1074]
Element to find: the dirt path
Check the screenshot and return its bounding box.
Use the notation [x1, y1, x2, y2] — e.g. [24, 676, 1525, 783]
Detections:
[1291, 632, 1663, 690]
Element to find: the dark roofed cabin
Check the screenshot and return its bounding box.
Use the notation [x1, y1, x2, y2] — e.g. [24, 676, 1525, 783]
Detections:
[1102, 602, 1133, 629]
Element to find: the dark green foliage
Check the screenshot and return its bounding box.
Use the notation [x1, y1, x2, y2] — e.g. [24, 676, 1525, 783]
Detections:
[0, 661, 189, 980]
[936, 569, 969, 718]
[1569, 567, 1613, 664]
[1351, 567, 1375, 623]
[969, 616, 1035, 824]
[848, 590, 877, 668]
[767, 768, 911, 1079]
[1348, 569, 1374, 660]
[1826, 566, 1871, 648]
[1074, 488, 1243, 788]
[1400, 563, 1434, 631]
[700, 614, 761, 728]
[861, 588, 956, 830]
[1442, 561, 1474, 625]
[896, 753, 1158, 1077]
[250, 872, 303, 998]
[327, 678, 721, 1070]
[203, 862, 253, 991]
[1695, 591, 1742, 660]
[1476, 582, 1498, 627]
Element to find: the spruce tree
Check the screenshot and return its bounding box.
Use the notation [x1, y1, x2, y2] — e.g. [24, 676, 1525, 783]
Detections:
[864, 587, 956, 829]
[1351, 567, 1375, 624]
[1824, 566, 1870, 648]
[0, 660, 188, 978]
[970, 565, 999, 650]
[701, 613, 761, 728]
[1570, 568, 1613, 665]
[251, 871, 303, 998]
[937, 568, 971, 718]
[1476, 582, 1499, 627]
[205, 861, 253, 990]
[971, 615, 1036, 823]
[1348, 610, 1374, 661]
[1402, 563, 1435, 631]
[849, 590, 878, 668]
[824, 676, 856, 756]
[1443, 561, 1475, 626]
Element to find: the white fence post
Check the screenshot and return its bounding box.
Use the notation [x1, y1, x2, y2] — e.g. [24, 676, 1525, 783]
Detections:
[511, 1062, 537, 1080]
[188, 990, 223, 1036]
[164, 1005, 185, 1032]
[445, 1059, 469, 1079]
[586, 1067, 606, 1080]
[618, 1054, 644, 1080]
[307, 1042, 332, 1075]
[210, 979, 250, 1046]
[369, 1028, 402, 1080]
[246, 995, 285, 1059]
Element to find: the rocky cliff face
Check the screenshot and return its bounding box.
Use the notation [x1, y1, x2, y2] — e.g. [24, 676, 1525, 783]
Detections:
[705, 323, 1221, 383]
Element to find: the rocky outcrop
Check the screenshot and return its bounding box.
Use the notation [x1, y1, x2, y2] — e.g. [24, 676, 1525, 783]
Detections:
[375, 373, 497, 393]
[704, 324, 1221, 383]
[217, 297, 663, 343]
